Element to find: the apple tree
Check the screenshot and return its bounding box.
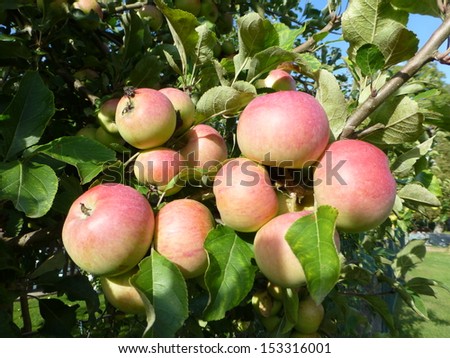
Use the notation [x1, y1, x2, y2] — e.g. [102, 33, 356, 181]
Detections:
[1, 0, 449, 338]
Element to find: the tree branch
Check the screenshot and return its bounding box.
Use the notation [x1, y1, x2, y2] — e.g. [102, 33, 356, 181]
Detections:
[340, 8, 450, 139]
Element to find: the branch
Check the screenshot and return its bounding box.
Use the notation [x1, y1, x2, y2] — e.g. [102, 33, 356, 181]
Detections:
[340, 8, 450, 139]
[56, 68, 99, 106]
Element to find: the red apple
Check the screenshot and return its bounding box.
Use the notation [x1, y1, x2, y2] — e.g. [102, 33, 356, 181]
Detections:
[115, 88, 176, 149]
[174, 0, 201, 16]
[213, 158, 278, 232]
[62, 183, 154, 277]
[253, 211, 340, 288]
[313, 139, 397, 232]
[264, 69, 296, 91]
[159, 87, 196, 136]
[97, 98, 120, 135]
[73, 0, 103, 19]
[100, 267, 145, 315]
[133, 147, 186, 196]
[154, 199, 215, 278]
[236, 91, 330, 168]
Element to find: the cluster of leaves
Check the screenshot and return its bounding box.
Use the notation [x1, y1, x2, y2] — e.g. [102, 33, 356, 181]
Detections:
[0, 0, 449, 338]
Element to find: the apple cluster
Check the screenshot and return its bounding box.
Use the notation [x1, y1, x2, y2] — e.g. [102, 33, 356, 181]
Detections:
[62, 68, 397, 319]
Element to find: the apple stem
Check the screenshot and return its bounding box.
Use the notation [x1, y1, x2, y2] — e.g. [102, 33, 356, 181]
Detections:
[80, 203, 92, 216]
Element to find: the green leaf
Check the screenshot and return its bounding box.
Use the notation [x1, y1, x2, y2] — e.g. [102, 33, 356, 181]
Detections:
[247, 46, 298, 82]
[274, 22, 306, 50]
[30, 136, 116, 184]
[296, 53, 322, 77]
[121, 10, 152, 60]
[406, 277, 450, 295]
[196, 85, 256, 120]
[391, 0, 442, 18]
[39, 298, 78, 337]
[391, 137, 435, 176]
[342, 0, 419, 67]
[1, 71, 55, 160]
[398, 183, 441, 207]
[315, 69, 348, 140]
[358, 295, 396, 335]
[30, 252, 66, 279]
[363, 96, 424, 145]
[0, 161, 58, 218]
[285, 206, 340, 304]
[194, 24, 218, 66]
[128, 54, 163, 88]
[355, 43, 386, 76]
[282, 288, 299, 326]
[130, 251, 188, 337]
[203, 226, 256, 321]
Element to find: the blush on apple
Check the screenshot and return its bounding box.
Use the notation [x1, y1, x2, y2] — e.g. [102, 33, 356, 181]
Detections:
[159, 87, 196, 136]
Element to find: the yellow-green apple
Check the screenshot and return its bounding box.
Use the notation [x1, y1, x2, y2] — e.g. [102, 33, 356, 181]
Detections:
[115, 88, 176, 149]
[174, 0, 201, 16]
[200, 0, 219, 23]
[159, 87, 196, 136]
[253, 211, 340, 288]
[154, 199, 215, 278]
[138, 4, 164, 31]
[313, 139, 397, 232]
[76, 124, 97, 139]
[294, 295, 324, 334]
[252, 290, 282, 318]
[133, 147, 186, 196]
[73, 0, 103, 19]
[213, 158, 278, 232]
[100, 267, 145, 315]
[97, 98, 120, 135]
[95, 126, 124, 148]
[264, 69, 296, 91]
[62, 183, 154, 277]
[236, 91, 330, 168]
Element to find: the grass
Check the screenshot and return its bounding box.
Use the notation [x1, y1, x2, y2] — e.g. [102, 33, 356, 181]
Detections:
[397, 247, 450, 337]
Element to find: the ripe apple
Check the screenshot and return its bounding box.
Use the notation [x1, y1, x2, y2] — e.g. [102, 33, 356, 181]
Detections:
[213, 158, 278, 232]
[115, 88, 176, 149]
[313, 139, 397, 233]
[159, 87, 196, 136]
[154, 199, 215, 278]
[100, 267, 145, 315]
[133, 147, 186, 196]
[179, 124, 228, 173]
[264, 69, 296, 91]
[200, 0, 219, 23]
[236, 91, 330, 168]
[253, 211, 340, 288]
[294, 295, 325, 334]
[174, 0, 201, 16]
[73, 0, 103, 19]
[97, 98, 120, 135]
[138, 5, 164, 31]
[62, 183, 154, 277]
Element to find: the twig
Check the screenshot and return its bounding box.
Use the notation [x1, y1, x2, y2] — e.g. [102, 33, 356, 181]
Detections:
[56, 68, 99, 105]
[340, 7, 450, 139]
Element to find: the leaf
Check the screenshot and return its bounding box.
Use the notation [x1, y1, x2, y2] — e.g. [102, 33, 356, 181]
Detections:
[406, 277, 450, 295]
[121, 10, 152, 60]
[247, 46, 298, 82]
[39, 298, 78, 337]
[342, 0, 419, 67]
[128, 54, 163, 88]
[0, 161, 58, 218]
[194, 24, 218, 66]
[398, 183, 441, 207]
[285, 206, 340, 304]
[196, 85, 256, 120]
[315, 69, 348, 140]
[358, 295, 396, 334]
[203, 226, 256, 321]
[30, 252, 66, 279]
[296, 53, 322, 77]
[362, 96, 424, 145]
[30, 136, 116, 184]
[391, 0, 442, 18]
[391, 137, 435, 176]
[274, 22, 306, 51]
[130, 251, 188, 337]
[1, 71, 55, 160]
[355, 43, 386, 76]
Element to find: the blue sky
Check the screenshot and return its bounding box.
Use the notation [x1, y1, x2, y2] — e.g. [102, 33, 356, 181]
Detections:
[310, 0, 450, 82]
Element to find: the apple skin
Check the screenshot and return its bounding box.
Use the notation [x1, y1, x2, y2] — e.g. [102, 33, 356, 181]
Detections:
[154, 199, 215, 279]
[115, 88, 176, 150]
[179, 124, 228, 172]
[236, 91, 330, 168]
[138, 5, 164, 31]
[174, 0, 201, 16]
[313, 139, 397, 233]
[133, 147, 186, 196]
[254, 211, 340, 288]
[200, 0, 219, 23]
[294, 295, 325, 334]
[158, 87, 196, 136]
[76, 124, 97, 139]
[73, 0, 103, 19]
[62, 183, 154, 277]
[100, 267, 145, 315]
[95, 126, 124, 148]
[264, 69, 296, 91]
[213, 158, 278, 232]
[98, 98, 120, 135]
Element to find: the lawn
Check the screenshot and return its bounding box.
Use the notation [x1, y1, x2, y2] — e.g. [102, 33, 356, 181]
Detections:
[397, 247, 450, 337]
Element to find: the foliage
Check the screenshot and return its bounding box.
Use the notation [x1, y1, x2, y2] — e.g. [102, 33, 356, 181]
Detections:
[1, 0, 449, 338]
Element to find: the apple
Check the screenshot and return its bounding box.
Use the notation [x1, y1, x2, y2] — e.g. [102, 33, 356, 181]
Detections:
[294, 295, 325, 334]
[100, 267, 145, 315]
[264, 69, 296, 91]
[221, 40, 235, 56]
[138, 5, 164, 31]
[62, 183, 154, 277]
[174, 0, 201, 16]
[154, 199, 215, 278]
[179, 124, 228, 173]
[236, 91, 330, 168]
[313, 139, 397, 233]
[97, 98, 120, 135]
[216, 12, 233, 34]
[159, 87, 196, 136]
[76, 124, 97, 139]
[115, 88, 176, 149]
[213, 158, 278, 232]
[253, 211, 340, 288]
[133, 147, 186, 196]
[252, 290, 282, 318]
[73, 0, 103, 19]
[95, 126, 124, 148]
[200, 0, 219, 23]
